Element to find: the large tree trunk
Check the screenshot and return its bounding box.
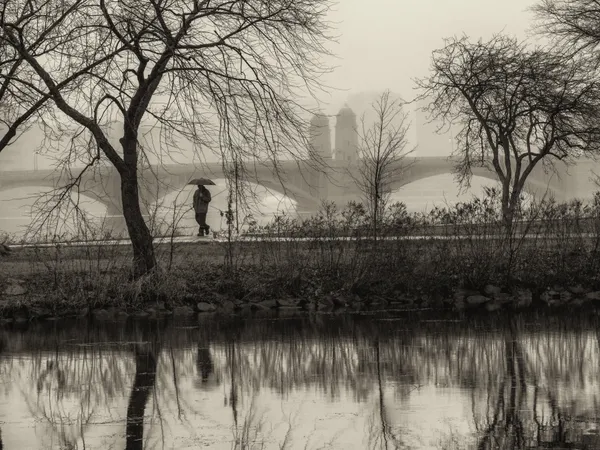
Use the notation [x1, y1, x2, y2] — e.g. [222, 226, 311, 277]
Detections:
[502, 203, 515, 231]
[120, 171, 156, 279]
[501, 179, 515, 231]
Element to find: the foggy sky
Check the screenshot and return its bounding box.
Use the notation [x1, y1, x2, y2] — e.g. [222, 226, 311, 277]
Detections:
[0, 0, 541, 170]
[319, 0, 537, 113]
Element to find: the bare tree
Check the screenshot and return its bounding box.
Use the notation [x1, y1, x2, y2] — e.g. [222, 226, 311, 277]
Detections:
[416, 34, 600, 228]
[353, 90, 413, 238]
[531, 0, 600, 63]
[0, 0, 333, 278]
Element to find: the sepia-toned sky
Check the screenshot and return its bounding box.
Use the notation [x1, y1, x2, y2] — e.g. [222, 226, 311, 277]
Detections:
[319, 0, 539, 113]
[0, 0, 541, 167]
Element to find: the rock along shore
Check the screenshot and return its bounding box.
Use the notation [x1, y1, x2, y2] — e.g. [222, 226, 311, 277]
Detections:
[1, 276, 600, 323]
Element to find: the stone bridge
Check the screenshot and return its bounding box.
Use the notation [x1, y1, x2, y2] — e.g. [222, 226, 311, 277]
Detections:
[0, 155, 597, 235]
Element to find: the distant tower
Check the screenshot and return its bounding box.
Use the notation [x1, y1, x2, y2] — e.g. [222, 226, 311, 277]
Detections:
[309, 112, 332, 161]
[334, 105, 359, 162]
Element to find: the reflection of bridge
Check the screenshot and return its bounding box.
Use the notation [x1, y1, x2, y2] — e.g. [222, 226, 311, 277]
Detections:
[0, 155, 598, 234]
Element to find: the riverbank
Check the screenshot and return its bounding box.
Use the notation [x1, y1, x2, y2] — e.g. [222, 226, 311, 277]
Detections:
[1, 268, 600, 322]
[1, 236, 600, 322]
[3, 194, 600, 321]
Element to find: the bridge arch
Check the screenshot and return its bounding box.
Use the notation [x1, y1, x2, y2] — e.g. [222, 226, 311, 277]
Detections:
[144, 177, 319, 233]
[389, 166, 564, 203]
[0, 179, 120, 212]
[0, 185, 111, 238]
[145, 175, 319, 215]
[0, 184, 111, 210]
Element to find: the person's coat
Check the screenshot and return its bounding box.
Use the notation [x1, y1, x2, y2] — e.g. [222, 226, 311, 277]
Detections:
[193, 188, 212, 214]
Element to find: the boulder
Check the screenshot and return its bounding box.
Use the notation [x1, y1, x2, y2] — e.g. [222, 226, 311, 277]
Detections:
[334, 295, 352, 308]
[485, 301, 502, 312]
[571, 298, 588, 307]
[277, 298, 300, 308]
[514, 289, 533, 308]
[254, 299, 277, 310]
[492, 293, 514, 304]
[92, 309, 111, 320]
[219, 299, 236, 311]
[466, 295, 490, 306]
[173, 306, 195, 316]
[586, 291, 600, 301]
[483, 285, 502, 296]
[453, 288, 479, 302]
[568, 285, 587, 295]
[197, 302, 217, 312]
[454, 299, 466, 311]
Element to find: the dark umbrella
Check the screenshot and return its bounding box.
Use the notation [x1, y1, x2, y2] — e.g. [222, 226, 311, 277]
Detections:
[188, 177, 216, 186]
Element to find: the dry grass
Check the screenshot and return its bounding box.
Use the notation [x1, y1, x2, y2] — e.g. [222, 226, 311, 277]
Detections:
[1, 189, 600, 318]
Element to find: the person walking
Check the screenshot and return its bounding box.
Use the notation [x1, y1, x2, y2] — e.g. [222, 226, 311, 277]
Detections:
[193, 185, 212, 236]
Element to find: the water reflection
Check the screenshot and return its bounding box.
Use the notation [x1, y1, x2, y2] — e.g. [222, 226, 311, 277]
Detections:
[0, 313, 600, 448]
[126, 343, 158, 450]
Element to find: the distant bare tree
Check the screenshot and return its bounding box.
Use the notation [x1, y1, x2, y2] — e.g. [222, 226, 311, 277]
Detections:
[416, 34, 600, 228]
[0, 0, 334, 277]
[353, 90, 413, 238]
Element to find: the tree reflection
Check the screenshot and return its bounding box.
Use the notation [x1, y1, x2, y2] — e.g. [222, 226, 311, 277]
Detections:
[367, 336, 407, 450]
[2, 315, 600, 448]
[226, 340, 239, 428]
[124, 319, 168, 450]
[196, 340, 214, 385]
[472, 320, 600, 449]
[475, 321, 529, 449]
[125, 342, 158, 450]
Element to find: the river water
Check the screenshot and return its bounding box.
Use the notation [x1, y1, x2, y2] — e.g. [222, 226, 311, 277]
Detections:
[0, 310, 599, 450]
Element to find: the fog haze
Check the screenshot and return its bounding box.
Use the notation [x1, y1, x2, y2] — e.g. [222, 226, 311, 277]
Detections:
[0, 0, 540, 237]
